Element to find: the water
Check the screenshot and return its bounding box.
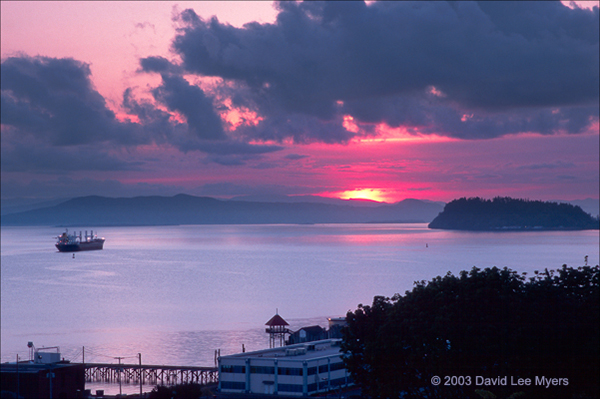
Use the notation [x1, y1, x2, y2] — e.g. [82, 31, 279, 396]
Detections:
[2, 224, 598, 394]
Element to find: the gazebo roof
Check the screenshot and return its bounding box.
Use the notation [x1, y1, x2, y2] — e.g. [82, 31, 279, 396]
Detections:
[265, 314, 289, 326]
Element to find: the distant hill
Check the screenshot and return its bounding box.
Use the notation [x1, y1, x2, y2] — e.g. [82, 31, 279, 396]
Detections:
[1, 197, 68, 216]
[428, 197, 599, 231]
[0, 194, 444, 226]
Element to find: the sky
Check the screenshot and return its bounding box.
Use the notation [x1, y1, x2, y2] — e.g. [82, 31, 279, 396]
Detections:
[1, 1, 599, 203]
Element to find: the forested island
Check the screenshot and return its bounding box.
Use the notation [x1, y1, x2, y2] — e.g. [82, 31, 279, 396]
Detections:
[428, 197, 599, 231]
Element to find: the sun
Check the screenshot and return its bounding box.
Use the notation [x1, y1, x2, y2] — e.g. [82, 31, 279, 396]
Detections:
[339, 188, 387, 202]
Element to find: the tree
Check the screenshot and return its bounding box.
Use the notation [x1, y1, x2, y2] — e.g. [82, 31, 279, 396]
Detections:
[149, 383, 213, 399]
[341, 265, 599, 398]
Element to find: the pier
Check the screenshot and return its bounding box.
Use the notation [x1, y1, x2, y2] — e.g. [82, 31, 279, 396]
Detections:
[83, 363, 218, 386]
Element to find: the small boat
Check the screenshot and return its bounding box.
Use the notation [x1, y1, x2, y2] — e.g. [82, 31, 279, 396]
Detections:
[55, 229, 105, 252]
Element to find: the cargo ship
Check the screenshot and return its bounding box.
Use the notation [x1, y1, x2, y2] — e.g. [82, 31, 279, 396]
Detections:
[55, 229, 105, 252]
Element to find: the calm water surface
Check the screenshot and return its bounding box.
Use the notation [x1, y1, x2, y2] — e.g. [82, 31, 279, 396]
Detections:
[2, 224, 598, 393]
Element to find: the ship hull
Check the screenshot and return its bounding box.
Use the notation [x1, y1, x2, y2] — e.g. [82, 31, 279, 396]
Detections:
[56, 240, 105, 252]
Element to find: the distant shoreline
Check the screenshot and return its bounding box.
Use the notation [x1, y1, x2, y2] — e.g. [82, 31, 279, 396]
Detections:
[0, 194, 444, 227]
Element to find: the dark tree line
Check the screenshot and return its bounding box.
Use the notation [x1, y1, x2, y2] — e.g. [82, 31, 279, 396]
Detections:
[341, 265, 599, 398]
[149, 383, 213, 399]
[428, 197, 599, 230]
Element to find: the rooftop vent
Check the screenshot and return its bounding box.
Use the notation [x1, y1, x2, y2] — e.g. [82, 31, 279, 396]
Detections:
[285, 347, 307, 356]
[34, 346, 61, 364]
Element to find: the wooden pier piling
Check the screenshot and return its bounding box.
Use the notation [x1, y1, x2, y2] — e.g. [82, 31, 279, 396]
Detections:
[83, 363, 218, 386]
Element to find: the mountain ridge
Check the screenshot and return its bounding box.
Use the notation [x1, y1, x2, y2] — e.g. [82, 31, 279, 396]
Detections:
[0, 194, 444, 226]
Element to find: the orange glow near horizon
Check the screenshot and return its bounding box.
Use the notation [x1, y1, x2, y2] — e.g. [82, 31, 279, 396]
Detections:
[336, 188, 390, 203]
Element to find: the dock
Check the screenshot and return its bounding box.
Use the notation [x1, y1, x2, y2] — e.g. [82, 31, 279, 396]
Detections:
[83, 363, 218, 386]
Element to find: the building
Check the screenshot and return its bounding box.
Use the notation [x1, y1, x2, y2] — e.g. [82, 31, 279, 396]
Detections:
[1, 361, 85, 399]
[287, 325, 327, 345]
[1, 344, 85, 399]
[287, 317, 347, 345]
[218, 339, 352, 396]
[327, 317, 346, 339]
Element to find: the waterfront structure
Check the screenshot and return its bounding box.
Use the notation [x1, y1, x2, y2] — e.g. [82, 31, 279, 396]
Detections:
[327, 317, 346, 330]
[265, 312, 291, 348]
[1, 346, 84, 399]
[287, 317, 347, 345]
[287, 325, 327, 345]
[84, 362, 217, 386]
[218, 339, 352, 396]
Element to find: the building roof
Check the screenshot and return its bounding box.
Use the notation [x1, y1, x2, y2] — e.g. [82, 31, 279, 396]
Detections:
[221, 339, 343, 361]
[265, 314, 289, 326]
[1, 361, 82, 374]
[297, 325, 325, 334]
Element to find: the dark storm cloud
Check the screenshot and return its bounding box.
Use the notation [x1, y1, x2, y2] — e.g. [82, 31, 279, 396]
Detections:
[0, 55, 159, 173]
[196, 140, 284, 166]
[237, 112, 357, 144]
[150, 73, 226, 140]
[1, 55, 283, 173]
[284, 154, 309, 160]
[170, 1, 599, 140]
[139, 56, 182, 74]
[196, 140, 283, 155]
[122, 87, 179, 141]
[1, 56, 144, 146]
[123, 83, 282, 160]
[371, 96, 600, 139]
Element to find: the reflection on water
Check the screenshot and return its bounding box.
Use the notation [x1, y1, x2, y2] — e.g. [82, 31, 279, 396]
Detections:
[2, 224, 598, 394]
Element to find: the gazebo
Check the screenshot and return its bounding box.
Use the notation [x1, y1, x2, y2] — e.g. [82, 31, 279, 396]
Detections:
[265, 311, 290, 348]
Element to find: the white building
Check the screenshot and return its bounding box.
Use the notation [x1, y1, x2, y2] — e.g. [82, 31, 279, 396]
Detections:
[218, 339, 353, 396]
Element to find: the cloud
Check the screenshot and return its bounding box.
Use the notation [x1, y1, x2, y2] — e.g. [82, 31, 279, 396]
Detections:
[139, 56, 182, 74]
[1, 177, 185, 200]
[1, 55, 144, 146]
[168, 1, 598, 141]
[1, 54, 285, 174]
[0, 141, 141, 173]
[196, 140, 283, 155]
[518, 161, 576, 170]
[236, 112, 356, 144]
[556, 175, 577, 180]
[0, 55, 157, 173]
[151, 73, 226, 140]
[121, 87, 182, 143]
[284, 153, 309, 160]
[134, 21, 157, 34]
[136, 58, 286, 155]
[3, 2, 598, 202]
